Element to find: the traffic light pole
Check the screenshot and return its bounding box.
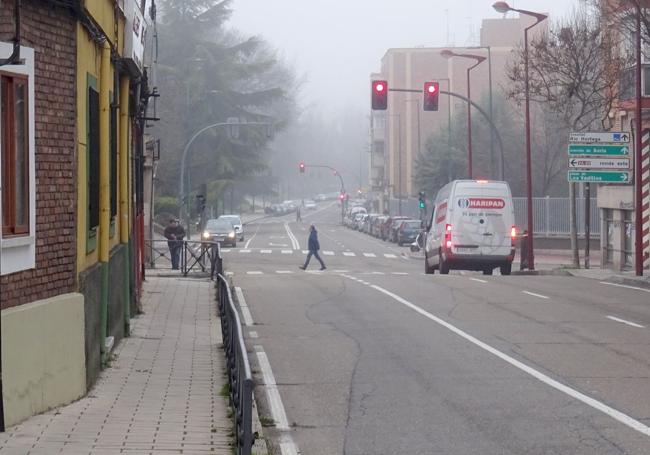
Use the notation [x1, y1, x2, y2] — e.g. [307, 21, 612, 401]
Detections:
[389, 88, 505, 180]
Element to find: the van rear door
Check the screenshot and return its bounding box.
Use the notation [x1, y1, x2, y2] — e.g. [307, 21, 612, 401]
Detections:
[452, 183, 513, 257]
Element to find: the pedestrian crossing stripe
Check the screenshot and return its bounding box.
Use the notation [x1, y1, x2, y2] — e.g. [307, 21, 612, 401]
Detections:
[343, 252, 356, 256]
[281, 250, 293, 254]
[363, 253, 376, 258]
[261, 249, 272, 254]
[225, 249, 403, 258]
[239, 249, 251, 253]
[384, 254, 397, 258]
[323, 251, 335, 255]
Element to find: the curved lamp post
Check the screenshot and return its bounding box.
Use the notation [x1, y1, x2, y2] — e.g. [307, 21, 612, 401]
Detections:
[493, 1, 547, 271]
[441, 49, 486, 179]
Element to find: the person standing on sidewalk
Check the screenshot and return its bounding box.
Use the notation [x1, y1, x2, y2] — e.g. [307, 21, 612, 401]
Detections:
[164, 218, 186, 270]
[299, 224, 326, 270]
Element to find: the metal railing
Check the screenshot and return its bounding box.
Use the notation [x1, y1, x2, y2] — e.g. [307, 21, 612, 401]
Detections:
[144, 239, 222, 277]
[513, 197, 600, 237]
[216, 272, 254, 454]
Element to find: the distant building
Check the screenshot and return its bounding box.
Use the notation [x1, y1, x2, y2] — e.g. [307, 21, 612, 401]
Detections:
[370, 14, 541, 214]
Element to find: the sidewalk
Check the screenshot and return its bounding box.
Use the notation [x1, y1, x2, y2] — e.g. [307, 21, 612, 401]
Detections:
[0, 276, 233, 455]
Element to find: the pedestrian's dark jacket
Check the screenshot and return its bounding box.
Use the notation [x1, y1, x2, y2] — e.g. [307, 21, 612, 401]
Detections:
[164, 224, 186, 241]
[308, 229, 320, 252]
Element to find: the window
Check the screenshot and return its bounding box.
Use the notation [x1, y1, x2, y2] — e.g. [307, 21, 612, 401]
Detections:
[1, 73, 29, 236]
[87, 82, 100, 250]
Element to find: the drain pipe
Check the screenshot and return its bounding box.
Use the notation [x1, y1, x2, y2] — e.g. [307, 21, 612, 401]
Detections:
[99, 42, 112, 365]
[119, 75, 131, 336]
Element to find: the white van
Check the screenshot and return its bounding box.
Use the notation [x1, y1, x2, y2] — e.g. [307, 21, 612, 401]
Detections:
[424, 180, 516, 275]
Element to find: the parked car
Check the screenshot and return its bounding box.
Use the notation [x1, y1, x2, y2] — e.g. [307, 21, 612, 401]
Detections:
[387, 216, 409, 243]
[424, 180, 516, 275]
[396, 219, 422, 246]
[372, 215, 388, 237]
[202, 218, 237, 248]
[304, 199, 317, 210]
[365, 214, 380, 234]
[217, 214, 244, 241]
[356, 213, 369, 231]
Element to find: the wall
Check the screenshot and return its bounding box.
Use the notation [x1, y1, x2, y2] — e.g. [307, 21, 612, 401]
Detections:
[1, 293, 86, 427]
[0, 0, 77, 306]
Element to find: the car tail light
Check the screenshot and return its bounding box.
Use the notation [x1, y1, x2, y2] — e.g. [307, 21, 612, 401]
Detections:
[445, 224, 452, 249]
[511, 225, 517, 245]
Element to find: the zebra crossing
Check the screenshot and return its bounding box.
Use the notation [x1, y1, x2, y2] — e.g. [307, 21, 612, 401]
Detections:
[244, 270, 417, 276]
[220, 248, 405, 259]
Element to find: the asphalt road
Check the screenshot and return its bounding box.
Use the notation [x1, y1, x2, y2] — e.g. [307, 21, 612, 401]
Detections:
[223, 202, 650, 455]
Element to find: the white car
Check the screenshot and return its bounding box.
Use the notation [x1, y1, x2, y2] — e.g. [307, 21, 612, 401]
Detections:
[424, 180, 516, 276]
[217, 215, 244, 241]
[304, 200, 316, 210]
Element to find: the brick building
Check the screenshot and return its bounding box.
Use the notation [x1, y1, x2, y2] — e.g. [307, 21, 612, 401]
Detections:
[0, 0, 85, 427]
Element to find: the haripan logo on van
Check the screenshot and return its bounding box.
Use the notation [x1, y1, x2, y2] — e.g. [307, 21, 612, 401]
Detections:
[458, 198, 506, 209]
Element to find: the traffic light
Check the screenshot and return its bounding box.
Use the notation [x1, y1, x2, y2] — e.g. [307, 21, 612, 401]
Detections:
[299, 162, 305, 173]
[423, 81, 439, 111]
[371, 80, 388, 110]
[418, 191, 426, 209]
[339, 192, 346, 201]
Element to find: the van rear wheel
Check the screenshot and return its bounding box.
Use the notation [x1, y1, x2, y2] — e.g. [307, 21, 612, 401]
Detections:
[500, 263, 512, 276]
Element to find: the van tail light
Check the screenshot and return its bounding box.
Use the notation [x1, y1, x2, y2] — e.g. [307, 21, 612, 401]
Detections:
[445, 224, 452, 249]
[511, 225, 517, 246]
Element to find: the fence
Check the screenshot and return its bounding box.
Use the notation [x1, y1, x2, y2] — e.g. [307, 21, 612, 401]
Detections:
[216, 272, 255, 454]
[388, 197, 599, 237]
[144, 239, 222, 277]
[512, 197, 599, 237]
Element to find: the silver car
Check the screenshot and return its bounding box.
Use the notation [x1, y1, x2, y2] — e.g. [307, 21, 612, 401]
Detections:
[217, 215, 244, 241]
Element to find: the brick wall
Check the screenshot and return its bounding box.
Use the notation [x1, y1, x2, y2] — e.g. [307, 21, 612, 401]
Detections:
[0, 0, 77, 309]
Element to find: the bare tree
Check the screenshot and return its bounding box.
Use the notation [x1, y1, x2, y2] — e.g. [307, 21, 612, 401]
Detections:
[506, 5, 626, 267]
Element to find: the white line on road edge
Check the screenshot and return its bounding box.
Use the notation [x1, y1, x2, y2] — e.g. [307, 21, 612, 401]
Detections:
[284, 223, 300, 250]
[350, 278, 650, 438]
[522, 291, 550, 299]
[599, 281, 650, 293]
[470, 278, 488, 283]
[234, 287, 254, 327]
[255, 346, 300, 455]
[606, 315, 645, 328]
[247, 271, 263, 275]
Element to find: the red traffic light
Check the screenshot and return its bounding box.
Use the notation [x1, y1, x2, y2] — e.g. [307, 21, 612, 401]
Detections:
[371, 80, 388, 110]
[423, 81, 440, 111]
[339, 192, 346, 201]
[299, 162, 305, 173]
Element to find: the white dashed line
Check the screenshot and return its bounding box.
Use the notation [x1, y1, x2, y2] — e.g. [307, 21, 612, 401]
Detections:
[522, 291, 549, 299]
[239, 249, 251, 254]
[343, 252, 356, 257]
[261, 249, 272, 254]
[248, 331, 258, 338]
[392, 272, 408, 276]
[234, 287, 254, 326]
[333, 270, 349, 273]
[281, 250, 293, 254]
[470, 278, 488, 283]
[384, 254, 397, 259]
[371, 271, 385, 275]
[302, 250, 309, 254]
[276, 271, 293, 274]
[364, 253, 377, 258]
[247, 271, 263, 275]
[606, 315, 645, 328]
[323, 251, 335, 256]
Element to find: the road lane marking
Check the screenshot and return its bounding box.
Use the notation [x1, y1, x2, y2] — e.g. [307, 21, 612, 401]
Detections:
[323, 251, 335, 256]
[392, 272, 408, 276]
[244, 224, 260, 249]
[260, 249, 272, 254]
[363, 253, 377, 258]
[284, 223, 300, 250]
[384, 254, 397, 259]
[247, 271, 263, 275]
[333, 270, 349, 273]
[248, 331, 258, 338]
[239, 249, 251, 254]
[302, 250, 309, 254]
[371, 271, 385, 275]
[234, 287, 254, 326]
[600, 281, 650, 293]
[220, 249, 231, 253]
[522, 291, 550, 299]
[606, 315, 645, 328]
[281, 250, 293, 254]
[470, 278, 488, 283]
[343, 252, 356, 257]
[344, 276, 650, 438]
[255, 347, 290, 431]
[276, 270, 293, 274]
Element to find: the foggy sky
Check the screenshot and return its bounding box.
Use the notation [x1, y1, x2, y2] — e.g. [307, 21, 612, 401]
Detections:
[229, 0, 581, 116]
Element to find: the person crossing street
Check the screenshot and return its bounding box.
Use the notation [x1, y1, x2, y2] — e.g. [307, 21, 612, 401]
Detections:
[299, 224, 326, 271]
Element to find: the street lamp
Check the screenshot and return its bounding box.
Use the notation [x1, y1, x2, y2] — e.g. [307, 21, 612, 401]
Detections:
[492, 1, 547, 271]
[441, 50, 486, 179]
[467, 45, 499, 180]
